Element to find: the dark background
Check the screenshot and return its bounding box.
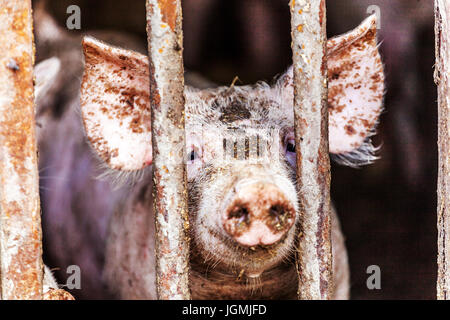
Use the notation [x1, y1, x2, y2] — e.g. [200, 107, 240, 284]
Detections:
[38, 0, 437, 299]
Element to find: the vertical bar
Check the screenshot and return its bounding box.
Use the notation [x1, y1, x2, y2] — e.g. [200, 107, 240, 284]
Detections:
[146, 0, 191, 299]
[435, 0, 450, 300]
[290, 0, 332, 299]
[0, 0, 44, 299]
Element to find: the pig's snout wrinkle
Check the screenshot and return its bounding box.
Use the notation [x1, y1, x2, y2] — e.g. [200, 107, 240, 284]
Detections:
[222, 183, 295, 247]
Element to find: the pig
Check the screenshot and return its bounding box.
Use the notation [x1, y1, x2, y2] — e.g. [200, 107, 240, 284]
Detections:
[76, 14, 384, 299]
[32, 56, 75, 299]
[33, 7, 152, 299]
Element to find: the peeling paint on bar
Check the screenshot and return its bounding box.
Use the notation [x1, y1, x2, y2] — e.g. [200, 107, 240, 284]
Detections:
[290, 0, 333, 299]
[435, 0, 450, 301]
[146, 0, 191, 299]
[0, 0, 44, 300]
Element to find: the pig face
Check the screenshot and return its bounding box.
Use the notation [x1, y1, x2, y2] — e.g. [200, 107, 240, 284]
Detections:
[184, 84, 301, 276]
[80, 15, 383, 277]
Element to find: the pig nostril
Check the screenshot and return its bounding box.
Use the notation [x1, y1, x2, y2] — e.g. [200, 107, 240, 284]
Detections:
[269, 204, 285, 217]
[229, 207, 249, 219]
[269, 204, 291, 231]
[228, 206, 250, 227]
[223, 205, 252, 240]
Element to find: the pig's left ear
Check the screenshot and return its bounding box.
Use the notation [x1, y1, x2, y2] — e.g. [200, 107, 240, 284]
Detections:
[81, 36, 152, 171]
[278, 15, 384, 163]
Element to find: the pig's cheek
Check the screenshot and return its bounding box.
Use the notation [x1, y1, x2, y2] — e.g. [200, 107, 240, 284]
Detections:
[195, 214, 225, 260]
[187, 161, 202, 180]
[196, 187, 227, 239]
[285, 152, 296, 168]
[198, 198, 223, 232]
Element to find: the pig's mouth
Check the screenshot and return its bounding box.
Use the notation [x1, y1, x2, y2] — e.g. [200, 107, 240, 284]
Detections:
[223, 201, 296, 247]
[197, 222, 297, 277]
[207, 225, 291, 252]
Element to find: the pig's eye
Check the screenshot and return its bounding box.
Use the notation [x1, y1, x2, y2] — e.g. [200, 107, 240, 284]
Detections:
[189, 149, 198, 161]
[186, 138, 203, 178]
[187, 145, 201, 164]
[284, 134, 296, 167]
[286, 140, 295, 153]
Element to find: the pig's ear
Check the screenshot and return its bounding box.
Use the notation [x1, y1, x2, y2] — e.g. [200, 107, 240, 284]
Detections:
[327, 14, 384, 160]
[34, 57, 61, 110]
[277, 15, 384, 165]
[81, 36, 152, 171]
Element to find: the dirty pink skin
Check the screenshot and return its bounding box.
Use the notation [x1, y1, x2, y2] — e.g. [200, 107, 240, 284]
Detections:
[36, 13, 383, 299]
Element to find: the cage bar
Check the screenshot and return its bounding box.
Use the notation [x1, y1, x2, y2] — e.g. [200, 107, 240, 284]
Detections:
[145, 0, 191, 299]
[290, 0, 333, 299]
[435, 0, 450, 300]
[0, 0, 44, 300]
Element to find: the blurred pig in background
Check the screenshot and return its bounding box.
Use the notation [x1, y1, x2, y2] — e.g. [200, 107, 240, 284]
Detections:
[34, 3, 148, 299]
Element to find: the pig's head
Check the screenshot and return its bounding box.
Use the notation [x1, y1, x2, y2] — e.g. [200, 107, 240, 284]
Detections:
[80, 15, 383, 277]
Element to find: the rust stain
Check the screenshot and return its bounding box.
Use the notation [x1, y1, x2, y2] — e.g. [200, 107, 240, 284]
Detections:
[290, 0, 295, 10]
[11, 6, 30, 43]
[291, 0, 332, 300]
[148, 0, 190, 300]
[158, 0, 177, 31]
[319, 0, 325, 26]
[321, 54, 327, 76]
[4, 52, 35, 175]
[0, 0, 43, 300]
[154, 170, 168, 222]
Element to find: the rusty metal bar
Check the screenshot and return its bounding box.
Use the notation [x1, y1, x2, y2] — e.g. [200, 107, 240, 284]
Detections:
[0, 0, 44, 300]
[145, 0, 190, 299]
[435, 0, 450, 300]
[290, 0, 332, 299]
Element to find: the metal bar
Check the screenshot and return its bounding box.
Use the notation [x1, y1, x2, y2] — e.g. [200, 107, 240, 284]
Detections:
[290, 0, 332, 299]
[0, 0, 44, 300]
[435, 0, 450, 300]
[145, 0, 191, 299]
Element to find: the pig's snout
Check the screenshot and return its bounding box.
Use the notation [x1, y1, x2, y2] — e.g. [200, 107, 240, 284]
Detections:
[223, 183, 295, 247]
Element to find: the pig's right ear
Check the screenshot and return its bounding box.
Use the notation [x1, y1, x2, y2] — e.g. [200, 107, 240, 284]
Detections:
[81, 36, 152, 171]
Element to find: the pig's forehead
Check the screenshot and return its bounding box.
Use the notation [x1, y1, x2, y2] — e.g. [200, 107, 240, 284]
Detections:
[184, 85, 293, 128]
